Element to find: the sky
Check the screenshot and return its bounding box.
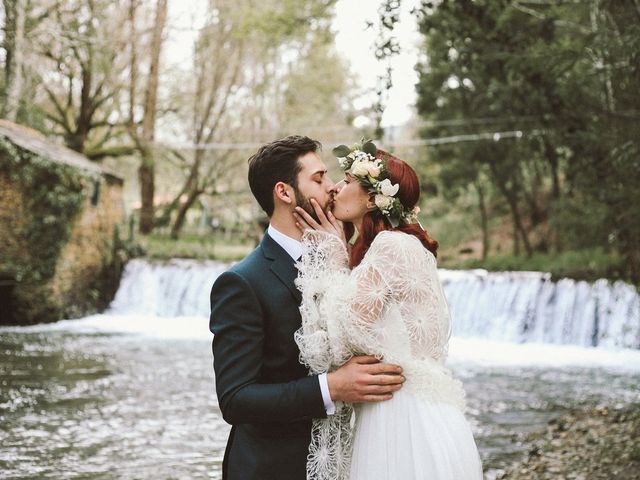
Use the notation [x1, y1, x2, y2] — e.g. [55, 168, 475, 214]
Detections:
[166, 0, 422, 128]
[333, 0, 421, 127]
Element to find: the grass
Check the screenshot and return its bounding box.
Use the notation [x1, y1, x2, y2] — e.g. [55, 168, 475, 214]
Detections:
[441, 247, 627, 283]
[137, 232, 629, 283]
[138, 232, 255, 262]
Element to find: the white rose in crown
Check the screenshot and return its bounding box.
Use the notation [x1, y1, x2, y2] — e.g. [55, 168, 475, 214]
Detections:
[378, 178, 400, 197]
[355, 151, 372, 162]
[351, 159, 370, 177]
[366, 162, 381, 177]
[375, 194, 393, 210]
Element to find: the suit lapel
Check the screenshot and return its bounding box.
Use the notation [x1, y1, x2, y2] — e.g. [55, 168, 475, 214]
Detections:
[261, 233, 302, 304]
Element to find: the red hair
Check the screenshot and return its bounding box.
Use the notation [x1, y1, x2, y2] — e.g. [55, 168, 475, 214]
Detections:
[344, 149, 439, 268]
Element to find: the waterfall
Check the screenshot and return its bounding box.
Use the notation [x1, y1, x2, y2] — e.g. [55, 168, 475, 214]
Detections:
[108, 258, 228, 318]
[109, 259, 640, 349]
[440, 270, 640, 349]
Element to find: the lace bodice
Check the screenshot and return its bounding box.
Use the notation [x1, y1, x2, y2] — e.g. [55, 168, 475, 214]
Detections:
[295, 230, 466, 480]
[297, 229, 455, 366]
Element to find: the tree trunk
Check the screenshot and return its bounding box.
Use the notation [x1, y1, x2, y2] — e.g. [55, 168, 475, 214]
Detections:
[2, 0, 26, 121]
[71, 66, 93, 153]
[506, 192, 533, 257]
[138, 152, 156, 234]
[127, 0, 138, 132]
[138, 0, 168, 234]
[489, 163, 533, 258]
[543, 138, 561, 200]
[543, 138, 562, 251]
[626, 248, 640, 285]
[170, 188, 202, 239]
[474, 181, 490, 260]
[155, 191, 184, 228]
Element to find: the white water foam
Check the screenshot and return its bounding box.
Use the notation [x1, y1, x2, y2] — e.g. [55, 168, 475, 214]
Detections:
[8, 313, 640, 373]
[448, 337, 640, 373]
[3, 259, 640, 371]
[440, 269, 640, 349]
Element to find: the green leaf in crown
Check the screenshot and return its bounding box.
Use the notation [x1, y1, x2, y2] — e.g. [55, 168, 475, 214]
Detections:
[361, 139, 377, 157]
[332, 138, 378, 160]
[332, 144, 352, 158]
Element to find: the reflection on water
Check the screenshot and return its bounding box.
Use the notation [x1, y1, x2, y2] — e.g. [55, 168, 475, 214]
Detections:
[0, 332, 227, 479]
[1, 329, 639, 479]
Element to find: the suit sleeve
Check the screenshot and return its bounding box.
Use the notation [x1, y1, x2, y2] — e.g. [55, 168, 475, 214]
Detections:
[210, 270, 327, 425]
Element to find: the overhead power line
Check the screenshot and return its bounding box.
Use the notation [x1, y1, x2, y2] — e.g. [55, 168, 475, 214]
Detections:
[387, 129, 545, 147]
[155, 129, 544, 151]
[412, 115, 541, 127]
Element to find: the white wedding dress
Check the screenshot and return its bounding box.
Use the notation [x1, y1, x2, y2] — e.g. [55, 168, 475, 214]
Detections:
[295, 230, 483, 480]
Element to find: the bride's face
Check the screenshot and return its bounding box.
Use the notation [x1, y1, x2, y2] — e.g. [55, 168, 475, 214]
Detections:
[331, 172, 374, 223]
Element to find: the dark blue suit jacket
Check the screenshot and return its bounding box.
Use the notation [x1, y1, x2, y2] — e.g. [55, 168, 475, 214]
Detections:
[210, 232, 326, 480]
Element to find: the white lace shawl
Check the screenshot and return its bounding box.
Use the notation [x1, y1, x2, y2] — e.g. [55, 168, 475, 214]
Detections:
[295, 230, 466, 480]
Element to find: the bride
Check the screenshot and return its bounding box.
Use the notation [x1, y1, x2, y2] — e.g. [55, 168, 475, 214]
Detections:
[292, 140, 483, 480]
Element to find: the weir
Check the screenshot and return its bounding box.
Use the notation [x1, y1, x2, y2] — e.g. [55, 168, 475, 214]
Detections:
[108, 259, 640, 349]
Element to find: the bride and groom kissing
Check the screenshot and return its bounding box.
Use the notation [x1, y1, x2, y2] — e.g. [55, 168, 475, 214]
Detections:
[209, 135, 483, 480]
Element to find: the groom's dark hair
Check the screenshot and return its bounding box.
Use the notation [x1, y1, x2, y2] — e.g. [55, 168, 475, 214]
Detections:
[248, 135, 322, 217]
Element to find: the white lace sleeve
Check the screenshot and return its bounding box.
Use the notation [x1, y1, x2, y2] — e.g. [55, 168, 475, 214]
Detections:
[338, 245, 392, 357]
[295, 230, 354, 480]
[295, 231, 352, 374]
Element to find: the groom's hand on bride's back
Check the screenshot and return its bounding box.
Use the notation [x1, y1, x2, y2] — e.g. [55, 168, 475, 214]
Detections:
[327, 355, 405, 403]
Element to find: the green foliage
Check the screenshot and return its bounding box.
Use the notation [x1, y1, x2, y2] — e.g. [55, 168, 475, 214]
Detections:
[241, 0, 336, 39]
[0, 137, 87, 283]
[140, 233, 253, 262]
[446, 248, 625, 283]
[414, 0, 640, 282]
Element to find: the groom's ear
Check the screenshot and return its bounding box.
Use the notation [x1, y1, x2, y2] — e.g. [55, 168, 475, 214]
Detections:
[274, 181, 294, 205]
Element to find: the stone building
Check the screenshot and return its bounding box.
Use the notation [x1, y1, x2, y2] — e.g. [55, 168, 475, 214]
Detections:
[0, 120, 125, 324]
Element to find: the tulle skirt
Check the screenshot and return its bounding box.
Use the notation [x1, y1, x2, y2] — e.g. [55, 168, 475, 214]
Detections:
[349, 388, 483, 480]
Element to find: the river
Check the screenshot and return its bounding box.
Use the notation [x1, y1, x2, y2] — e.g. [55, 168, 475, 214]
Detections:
[1, 259, 639, 479]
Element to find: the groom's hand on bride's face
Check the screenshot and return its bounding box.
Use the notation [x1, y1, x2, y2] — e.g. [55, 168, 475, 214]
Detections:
[326, 355, 405, 403]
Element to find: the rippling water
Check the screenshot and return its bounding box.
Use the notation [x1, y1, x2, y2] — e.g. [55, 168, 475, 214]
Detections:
[0, 331, 225, 479]
[1, 318, 639, 479]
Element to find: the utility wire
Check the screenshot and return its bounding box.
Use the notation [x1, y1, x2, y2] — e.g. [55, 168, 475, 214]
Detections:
[155, 129, 544, 151]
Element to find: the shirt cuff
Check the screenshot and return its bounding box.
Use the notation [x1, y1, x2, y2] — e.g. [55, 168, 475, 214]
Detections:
[318, 373, 336, 415]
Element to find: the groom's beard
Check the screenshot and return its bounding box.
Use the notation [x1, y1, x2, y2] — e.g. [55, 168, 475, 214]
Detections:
[295, 189, 323, 223]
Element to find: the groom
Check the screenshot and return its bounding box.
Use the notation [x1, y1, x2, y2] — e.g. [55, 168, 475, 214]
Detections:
[209, 135, 405, 480]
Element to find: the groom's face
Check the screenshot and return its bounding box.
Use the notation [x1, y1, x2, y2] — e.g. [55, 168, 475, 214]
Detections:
[294, 152, 334, 221]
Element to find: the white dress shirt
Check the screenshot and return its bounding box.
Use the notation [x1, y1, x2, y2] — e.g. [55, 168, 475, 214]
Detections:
[268, 224, 336, 415]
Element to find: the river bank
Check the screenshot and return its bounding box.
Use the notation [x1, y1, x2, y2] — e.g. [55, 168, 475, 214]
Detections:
[138, 232, 635, 285]
[497, 405, 640, 479]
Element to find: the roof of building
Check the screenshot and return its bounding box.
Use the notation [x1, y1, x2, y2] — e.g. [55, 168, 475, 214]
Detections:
[0, 119, 122, 182]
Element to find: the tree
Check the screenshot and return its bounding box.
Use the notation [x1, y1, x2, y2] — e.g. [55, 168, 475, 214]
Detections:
[36, 0, 135, 159]
[1, 0, 26, 121]
[160, 0, 351, 238]
[127, 0, 168, 234]
[416, 1, 572, 256]
[415, 0, 640, 279]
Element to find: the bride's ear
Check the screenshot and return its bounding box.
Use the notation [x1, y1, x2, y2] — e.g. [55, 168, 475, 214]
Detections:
[274, 181, 294, 205]
[366, 195, 377, 212]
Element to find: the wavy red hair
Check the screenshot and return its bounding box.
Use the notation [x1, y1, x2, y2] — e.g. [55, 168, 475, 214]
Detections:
[344, 149, 439, 268]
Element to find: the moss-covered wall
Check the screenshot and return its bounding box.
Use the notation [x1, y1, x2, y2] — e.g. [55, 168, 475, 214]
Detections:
[50, 175, 125, 319]
[0, 173, 30, 274]
[0, 136, 125, 325]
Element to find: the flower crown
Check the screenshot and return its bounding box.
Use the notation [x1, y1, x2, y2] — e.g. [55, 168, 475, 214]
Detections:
[332, 138, 420, 228]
